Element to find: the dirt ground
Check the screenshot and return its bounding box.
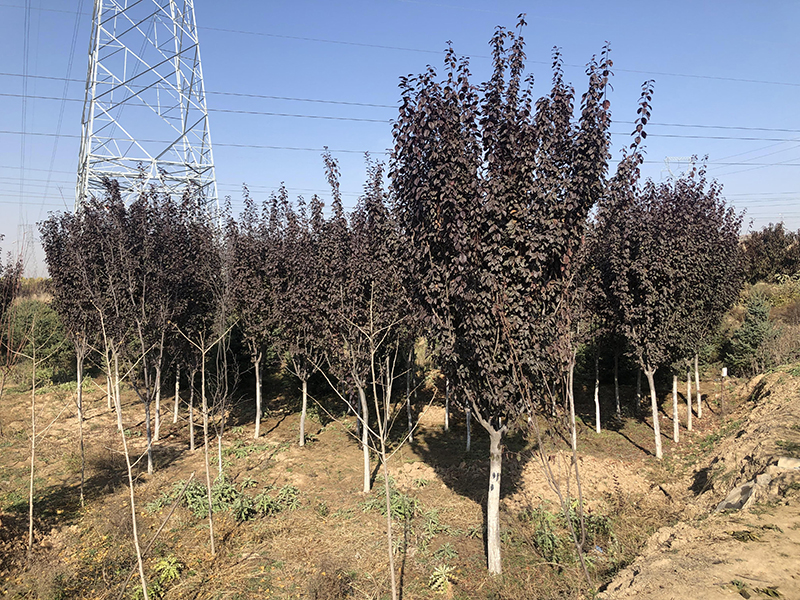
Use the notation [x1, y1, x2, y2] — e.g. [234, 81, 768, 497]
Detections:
[599, 372, 800, 600]
[0, 368, 798, 599]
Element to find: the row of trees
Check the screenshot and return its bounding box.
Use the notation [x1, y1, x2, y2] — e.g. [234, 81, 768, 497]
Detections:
[39, 19, 744, 581]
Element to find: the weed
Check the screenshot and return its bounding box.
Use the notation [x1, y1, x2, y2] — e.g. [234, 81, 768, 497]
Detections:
[433, 542, 458, 560]
[428, 564, 456, 594]
[361, 484, 419, 522]
[315, 500, 329, 518]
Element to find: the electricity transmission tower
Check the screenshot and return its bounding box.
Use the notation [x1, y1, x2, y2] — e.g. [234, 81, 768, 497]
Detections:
[76, 0, 217, 208]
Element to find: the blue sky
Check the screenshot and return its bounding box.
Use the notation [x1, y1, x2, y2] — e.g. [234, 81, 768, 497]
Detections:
[1, 0, 799, 275]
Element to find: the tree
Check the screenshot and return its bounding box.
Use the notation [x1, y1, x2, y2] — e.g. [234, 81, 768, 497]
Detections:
[391, 19, 612, 573]
[742, 223, 800, 284]
[279, 193, 328, 447]
[229, 186, 281, 439]
[596, 131, 744, 457]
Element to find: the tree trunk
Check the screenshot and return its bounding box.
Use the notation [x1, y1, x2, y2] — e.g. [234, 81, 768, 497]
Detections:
[28, 349, 36, 555]
[644, 366, 662, 459]
[593, 353, 601, 433]
[466, 406, 471, 452]
[173, 366, 180, 424]
[201, 356, 215, 555]
[568, 361, 577, 452]
[144, 397, 154, 475]
[154, 366, 162, 442]
[358, 385, 370, 493]
[114, 351, 123, 432]
[106, 374, 112, 410]
[76, 347, 86, 508]
[253, 355, 262, 439]
[635, 369, 642, 417]
[672, 374, 679, 443]
[189, 369, 196, 452]
[299, 377, 308, 447]
[614, 351, 621, 418]
[444, 378, 450, 432]
[119, 405, 149, 600]
[381, 443, 398, 600]
[694, 353, 702, 419]
[686, 368, 693, 432]
[486, 426, 503, 574]
[405, 352, 413, 442]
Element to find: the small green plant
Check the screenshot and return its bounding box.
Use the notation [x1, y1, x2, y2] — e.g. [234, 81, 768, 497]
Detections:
[428, 564, 456, 594]
[361, 485, 419, 522]
[413, 478, 429, 488]
[315, 500, 329, 518]
[433, 543, 457, 560]
[240, 476, 258, 489]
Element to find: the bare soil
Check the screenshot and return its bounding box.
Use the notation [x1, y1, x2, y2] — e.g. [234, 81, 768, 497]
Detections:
[0, 368, 798, 599]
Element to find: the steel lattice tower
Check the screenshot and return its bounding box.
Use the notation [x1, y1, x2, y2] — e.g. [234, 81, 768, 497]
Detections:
[76, 0, 217, 208]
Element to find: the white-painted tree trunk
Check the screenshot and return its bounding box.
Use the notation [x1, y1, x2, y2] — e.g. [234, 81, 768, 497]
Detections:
[672, 375, 679, 443]
[593, 353, 601, 433]
[299, 378, 308, 447]
[487, 427, 503, 574]
[106, 374, 112, 410]
[253, 356, 262, 439]
[358, 386, 370, 493]
[173, 366, 180, 424]
[444, 378, 450, 432]
[686, 369, 693, 431]
[695, 353, 702, 419]
[76, 348, 86, 507]
[645, 366, 662, 459]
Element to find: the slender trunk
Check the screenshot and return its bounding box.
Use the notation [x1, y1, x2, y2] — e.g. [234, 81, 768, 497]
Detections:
[593, 353, 601, 433]
[299, 377, 308, 447]
[253, 355, 262, 439]
[635, 370, 642, 417]
[381, 445, 398, 600]
[188, 369, 196, 452]
[217, 435, 223, 479]
[172, 366, 180, 424]
[114, 351, 123, 432]
[568, 361, 577, 452]
[106, 374, 112, 410]
[153, 367, 161, 442]
[357, 385, 370, 493]
[201, 354, 215, 555]
[614, 351, 621, 418]
[644, 366, 662, 459]
[119, 407, 149, 600]
[672, 375, 679, 443]
[444, 378, 450, 432]
[405, 360, 413, 442]
[28, 349, 36, 555]
[686, 368, 693, 432]
[466, 406, 471, 452]
[76, 348, 86, 508]
[487, 427, 503, 574]
[144, 396, 154, 475]
[695, 353, 702, 419]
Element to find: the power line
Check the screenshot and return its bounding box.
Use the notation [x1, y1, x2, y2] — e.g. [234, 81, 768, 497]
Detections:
[5, 86, 800, 140]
